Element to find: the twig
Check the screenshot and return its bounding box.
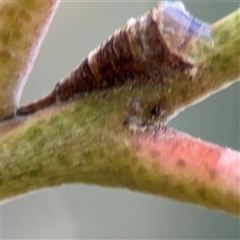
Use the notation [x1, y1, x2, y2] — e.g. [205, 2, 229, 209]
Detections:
[0, 4, 239, 216]
[0, 0, 59, 120]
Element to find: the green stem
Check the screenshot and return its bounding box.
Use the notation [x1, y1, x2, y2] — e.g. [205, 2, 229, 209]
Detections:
[0, 1, 59, 120]
[0, 9, 239, 216]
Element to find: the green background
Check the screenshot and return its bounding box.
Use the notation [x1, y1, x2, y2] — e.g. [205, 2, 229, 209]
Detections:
[2, 1, 239, 238]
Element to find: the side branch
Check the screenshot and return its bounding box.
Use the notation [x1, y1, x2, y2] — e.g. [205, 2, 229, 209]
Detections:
[128, 128, 239, 215]
[0, 0, 60, 120]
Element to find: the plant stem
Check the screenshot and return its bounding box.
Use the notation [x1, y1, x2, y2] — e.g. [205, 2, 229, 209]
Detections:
[0, 8, 239, 216]
[0, 0, 59, 120]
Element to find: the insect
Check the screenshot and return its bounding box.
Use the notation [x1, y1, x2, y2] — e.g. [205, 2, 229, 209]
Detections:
[13, 1, 212, 118]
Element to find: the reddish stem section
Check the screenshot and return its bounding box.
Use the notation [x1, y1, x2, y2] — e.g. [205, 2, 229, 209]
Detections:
[129, 127, 240, 215]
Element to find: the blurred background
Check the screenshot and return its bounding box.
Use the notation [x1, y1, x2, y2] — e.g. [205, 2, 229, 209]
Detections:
[2, 1, 239, 239]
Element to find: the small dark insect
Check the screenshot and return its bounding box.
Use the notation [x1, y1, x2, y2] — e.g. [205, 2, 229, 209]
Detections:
[14, 1, 212, 117]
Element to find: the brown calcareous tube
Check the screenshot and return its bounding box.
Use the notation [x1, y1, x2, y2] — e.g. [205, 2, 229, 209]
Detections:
[15, 2, 206, 117]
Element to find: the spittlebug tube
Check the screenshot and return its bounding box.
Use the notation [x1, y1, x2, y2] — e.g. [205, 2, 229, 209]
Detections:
[12, 1, 212, 118]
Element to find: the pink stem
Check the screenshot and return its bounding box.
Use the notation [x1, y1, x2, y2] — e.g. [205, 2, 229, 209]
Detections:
[129, 127, 239, 215]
